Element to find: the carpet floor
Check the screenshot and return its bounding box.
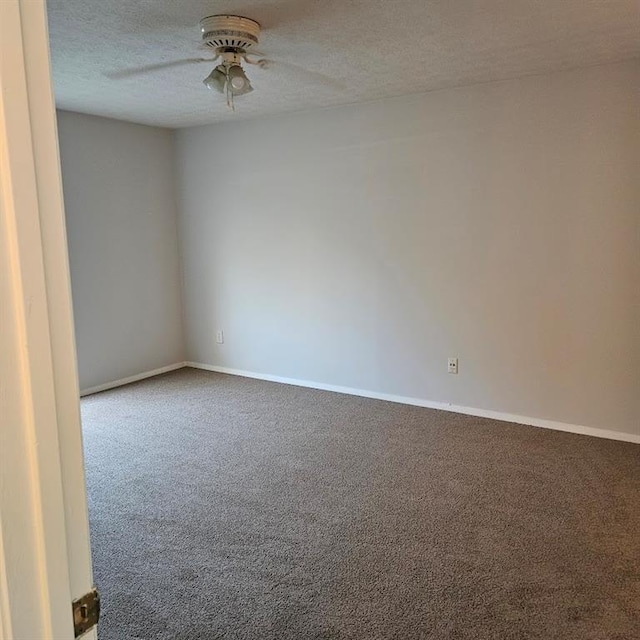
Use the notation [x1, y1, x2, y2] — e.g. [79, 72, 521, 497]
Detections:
[81, 368, 640, 640]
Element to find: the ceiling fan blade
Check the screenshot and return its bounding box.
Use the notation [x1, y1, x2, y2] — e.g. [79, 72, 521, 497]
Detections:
[107, 58, 212, 79]
[258, 58, 345, 91]
[246, 51, 343, 89]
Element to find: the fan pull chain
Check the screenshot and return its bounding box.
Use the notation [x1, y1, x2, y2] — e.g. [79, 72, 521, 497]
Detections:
[226, 77, 235, 111]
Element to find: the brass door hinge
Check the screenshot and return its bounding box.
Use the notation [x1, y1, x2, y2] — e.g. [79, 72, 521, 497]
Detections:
[72, 587, 100, 637]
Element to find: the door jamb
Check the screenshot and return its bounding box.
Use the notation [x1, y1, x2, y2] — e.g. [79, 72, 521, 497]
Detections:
[0, 1, 95, 638]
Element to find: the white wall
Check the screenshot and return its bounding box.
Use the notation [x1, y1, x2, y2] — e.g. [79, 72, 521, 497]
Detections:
[175, 60, 640, 439]
[57, 111, 184, 391]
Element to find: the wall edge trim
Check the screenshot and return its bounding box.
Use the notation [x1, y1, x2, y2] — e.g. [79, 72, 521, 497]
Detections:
[186, 362, 640, 444]
[80, 363, 186, 396]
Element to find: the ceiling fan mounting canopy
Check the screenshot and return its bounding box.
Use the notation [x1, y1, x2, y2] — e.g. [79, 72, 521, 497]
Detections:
[200, 15, 261, 52]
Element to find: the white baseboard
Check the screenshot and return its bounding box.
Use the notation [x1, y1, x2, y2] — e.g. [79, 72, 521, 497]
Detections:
[185, 362, 640, 445]
[80, 362, 186, 397]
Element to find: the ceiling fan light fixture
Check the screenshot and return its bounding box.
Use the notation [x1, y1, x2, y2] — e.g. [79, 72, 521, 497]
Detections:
[203, 65, 227, 93]
[227, 64, 253, 95]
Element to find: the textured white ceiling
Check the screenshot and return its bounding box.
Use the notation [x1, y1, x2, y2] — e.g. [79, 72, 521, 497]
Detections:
[48, 0, 640, 128]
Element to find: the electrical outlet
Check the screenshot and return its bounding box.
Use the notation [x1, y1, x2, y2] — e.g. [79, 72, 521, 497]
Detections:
[216, 330, 224, 344]
[448, 357, 458, 374]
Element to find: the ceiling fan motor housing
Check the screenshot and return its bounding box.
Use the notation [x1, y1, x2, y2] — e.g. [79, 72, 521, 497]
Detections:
[200, 15, 261, 52]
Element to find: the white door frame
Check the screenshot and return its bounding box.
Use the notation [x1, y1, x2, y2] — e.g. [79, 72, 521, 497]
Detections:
[0, 1, 95, 638]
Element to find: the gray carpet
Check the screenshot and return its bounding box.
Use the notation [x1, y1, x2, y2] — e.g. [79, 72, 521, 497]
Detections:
[81, 368, 640, 640]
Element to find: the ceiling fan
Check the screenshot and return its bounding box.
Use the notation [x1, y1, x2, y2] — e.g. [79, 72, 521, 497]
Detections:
[108, 14, 334, 111]
[198, 15, 265, 110]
